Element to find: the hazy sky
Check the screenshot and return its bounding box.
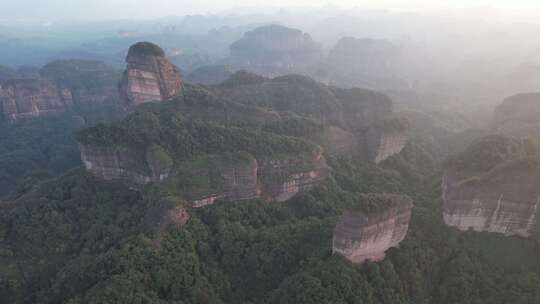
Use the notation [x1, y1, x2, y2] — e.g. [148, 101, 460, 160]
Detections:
[3, 0, 540, 21]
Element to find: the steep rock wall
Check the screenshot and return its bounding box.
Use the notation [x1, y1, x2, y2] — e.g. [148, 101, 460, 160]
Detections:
[79, 144, 154, 185]
[40, 59, 121, 107]
[365, 124, 408, 164]
[442, 159, 540, 241]
[120, 42, 183, 108]
[258, 150, 329, 202]
[191, 155, 260, 208]
[333, 194, 414, 264]
[0, 79, 73, 121]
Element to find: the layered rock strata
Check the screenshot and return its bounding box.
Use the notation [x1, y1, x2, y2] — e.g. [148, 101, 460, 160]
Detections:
[442, 135, 540, 241]
[120, 42, 183, 108]
[333, 194, 414, 264]
[40, 59, 121, 107]
[212, 72, 408, 163]
[191, 154, 260, 208]
[79, 144, 156, 185]
[258, 150, 330, 202]
[365, 120, 408, 164]
[0, 79, 73, 121]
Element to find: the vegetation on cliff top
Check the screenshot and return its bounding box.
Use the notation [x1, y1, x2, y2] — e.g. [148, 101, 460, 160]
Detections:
[445, 134, 537, 174]
[3, 147, 540, 304]
[40, 59, 121, 95]
[128, 41, 166, 57]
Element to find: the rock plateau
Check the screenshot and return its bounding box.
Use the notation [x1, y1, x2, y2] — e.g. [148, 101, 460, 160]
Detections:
[442, 135, 540, 241]
[0, 78, 73, 122]
[120, 42, 183, 109]
[333, 194, 414, 264]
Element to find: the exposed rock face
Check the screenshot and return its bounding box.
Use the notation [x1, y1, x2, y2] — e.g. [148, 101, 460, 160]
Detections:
[191, 154, 260, 208]
[228, 25, 323, 76]
[120, 42, 183, 108]
[365, 119, 408, 164]
[192, 151, 328, 206]
[0, 79, 73, 121]
[212, 72, 407, 163]
[259, 150, 330, 202]
[442, 135, 540, 241]
[79, 144, 154, 184]
[40, 59, 121, 107]
[333, 194, 414, 264]
[493, 93, 540, 138]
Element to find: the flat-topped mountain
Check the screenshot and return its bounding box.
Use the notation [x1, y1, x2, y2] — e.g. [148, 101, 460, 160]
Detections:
[333, 193, 414, 264]
[228, 25, 323, 76]
[40, 59, 121, 107]
[0, 78, 73, 122]
[0, 60, 122, 122]
[442, 135, 540, 241]
[493, 93, 540, 138]
[211, 71, 408, 163]
[120, 42, 183, 109]
[77, 83, 330, 206]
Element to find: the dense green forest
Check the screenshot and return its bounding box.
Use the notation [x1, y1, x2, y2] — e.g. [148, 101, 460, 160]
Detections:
[2, 140, 540, 303]
[0, 116, 84, 197]
[2, 78, 540, 304]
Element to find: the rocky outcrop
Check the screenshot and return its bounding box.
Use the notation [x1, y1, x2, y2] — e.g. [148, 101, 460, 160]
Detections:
[212, 73, 407, 163]
[191, 153, 260, 208]
[228, 25, 323, 77]
[191, 150, 329, 206]
[333, 194, 414, 264]
[365, 118, 408, 164]
[259, 150, 330, 202]
[493, 93, 540, 138]
[442, 135, 540, 241]
[0, 78, 73, 122]
[79, 144, 155, 185]
[120, 42, 183, 108]
[40, 59, 121, 107]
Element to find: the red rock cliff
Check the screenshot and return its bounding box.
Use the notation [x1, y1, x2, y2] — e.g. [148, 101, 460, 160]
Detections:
[0, 79, 73, 122]
[120, 42, 183, 109]
[333, 194, 414, 264]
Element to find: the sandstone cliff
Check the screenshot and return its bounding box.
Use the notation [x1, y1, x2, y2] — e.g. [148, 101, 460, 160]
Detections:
[188, 150, 329, 207]
[442, 135, 540, 241]
[40, 59, 121, 107]
[120, 42, 183, 108]
[0, 78, 73, 122]
[258, 149, 330, 202]
[365, 118, 409, 164]
[212, 72, 408, 163]
[186, 153, 260, 208]
[79, 144, 153, 184]
[493, 93, 540, 138]
[333, 194, 414, 264]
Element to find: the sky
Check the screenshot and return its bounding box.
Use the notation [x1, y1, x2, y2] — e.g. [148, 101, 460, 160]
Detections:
[3, 0, 540, 21]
